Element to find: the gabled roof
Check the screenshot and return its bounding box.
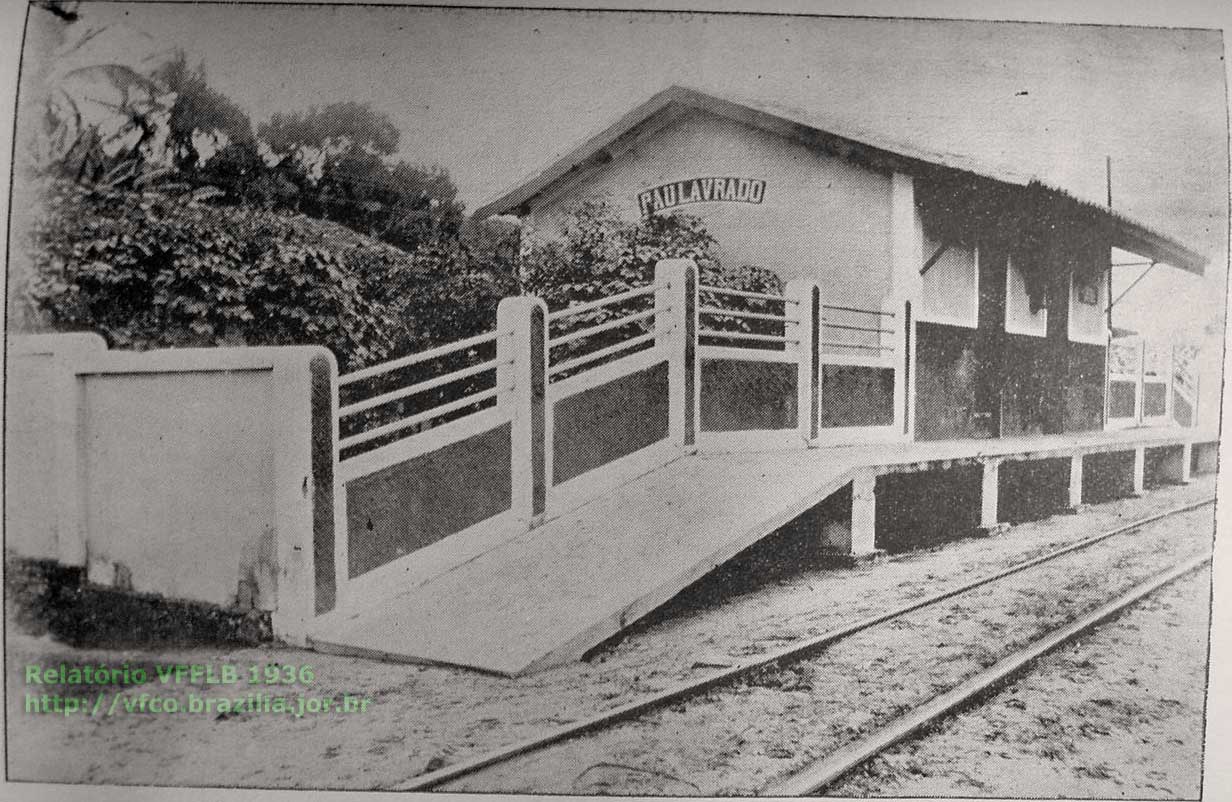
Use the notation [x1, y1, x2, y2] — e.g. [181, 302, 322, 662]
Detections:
[476, 85, 1206, 276]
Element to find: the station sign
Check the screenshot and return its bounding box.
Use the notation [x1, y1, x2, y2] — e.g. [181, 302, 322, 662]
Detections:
[637, 177, 766, 217]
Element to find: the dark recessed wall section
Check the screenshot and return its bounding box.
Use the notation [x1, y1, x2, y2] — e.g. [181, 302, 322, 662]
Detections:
[1081, 450, 1136, 504]
[874, 465, 982, 553]
[700, 358, 797, 432]
[1173, 392, 1193, 427]
[552, 361, 669, 485]
[821, 365, 894, 428]
[1144, 445, 1186, 489]
[346, 422, 512, 578]
[997, 457, 1071, 524]
[7, 559, 273, 648]
[999, 335, 1049, 436]
[913, 323, 990, 441]
[915, 319, 1106, 439]
[1192, 441, 1219, 475]
[1143, 382, 1168, 418]
[1108, 380, 1137, 419]
[1064, 343, 1108, 433]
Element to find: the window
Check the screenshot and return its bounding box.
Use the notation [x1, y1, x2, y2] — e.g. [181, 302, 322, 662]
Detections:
[919, 231, 978, 328]
[1068, 270, 1107, 345]
[1005, 256, 1047, 337]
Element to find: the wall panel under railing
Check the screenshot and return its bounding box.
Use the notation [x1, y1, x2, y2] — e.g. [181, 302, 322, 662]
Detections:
[816, 299, 904, 443]
[544, 266, 684, 514]
[696, 282, 808, 449]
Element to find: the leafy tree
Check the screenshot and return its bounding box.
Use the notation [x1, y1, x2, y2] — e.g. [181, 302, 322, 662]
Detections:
[155, 54, 256, 174]
[257, 103, 464, 250]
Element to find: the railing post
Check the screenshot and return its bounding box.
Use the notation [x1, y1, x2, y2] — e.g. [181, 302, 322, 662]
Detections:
[655, 259, 699, 451]
[1135, 338, 1146, 425]
[498, 296, 549, 528]
[980, 457, 1002, 529]
[1165, 342, 1176, 423]
[787, 279, 821, 444]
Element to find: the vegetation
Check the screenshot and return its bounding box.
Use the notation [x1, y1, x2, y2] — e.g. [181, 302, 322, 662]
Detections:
[14, 3, 781, 374]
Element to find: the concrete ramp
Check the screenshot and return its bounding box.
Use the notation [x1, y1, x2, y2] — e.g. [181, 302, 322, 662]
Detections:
[307, 449, 857, 675]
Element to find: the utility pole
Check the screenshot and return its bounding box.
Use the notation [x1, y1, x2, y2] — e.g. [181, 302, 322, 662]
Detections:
[1105, 156, 1114, 331]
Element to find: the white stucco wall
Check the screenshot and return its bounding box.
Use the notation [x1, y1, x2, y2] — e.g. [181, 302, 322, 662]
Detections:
[5, 337, 334, 642]
[524, 109, 895, 309]
[5, 334, 107, 563]
[80, 370, 278, 608]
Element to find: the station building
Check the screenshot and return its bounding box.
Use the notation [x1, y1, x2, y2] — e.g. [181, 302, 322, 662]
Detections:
[478, 85, 1206, 444]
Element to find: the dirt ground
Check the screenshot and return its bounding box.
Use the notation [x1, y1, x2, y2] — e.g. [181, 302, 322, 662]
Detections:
[831, 566, 1211, 799]
[3, 476, 1217, 792]
[440, 499, 1214, 795]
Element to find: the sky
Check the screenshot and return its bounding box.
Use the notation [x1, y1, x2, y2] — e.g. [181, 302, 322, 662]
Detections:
[19, 2, 1231, 338]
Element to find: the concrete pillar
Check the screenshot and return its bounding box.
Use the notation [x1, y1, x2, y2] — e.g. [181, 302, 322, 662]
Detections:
[1135, 341, 1146, 425]
[851, 471, 878, 556]
[1132, 446, 1146, 495]
[1068, 453, 1085, 508]
[980, 458, 1002, 528]
[890, 173, 922, 442]
[270, 349, 337, 645]
[890, 172, 923, 301]
[498, 296, 548, 528]
[786, 279, 821, 443]
[656, 259, 699, 451]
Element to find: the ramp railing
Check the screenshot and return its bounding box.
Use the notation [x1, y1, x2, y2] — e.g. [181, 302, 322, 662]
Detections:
[330, 305, 532, 614]
[337, 328, 507, 457]
[324, 259, 920, 615]
[545, 264, 693, 513]
[696, 280, 817, 448]
[815, 298, 906, 442]
[328, 262, 703, 614]
[1106, 335, 1199, 430]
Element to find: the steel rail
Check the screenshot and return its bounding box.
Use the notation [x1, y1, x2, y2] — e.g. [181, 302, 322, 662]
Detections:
[338, 385, 505, 450]
[823, 342, 895, 352]
[550, 308, 658, 349]
[392, 497, 1214, 792]
[824, 304, 896, 317]
[548, 331, 657, 377]
[766, 550, 1213, 796]
[698, 329, 798, 345]
[699, 305, 795, 324]
[822, 321, 895, 336]
[339, 330, 500, 387]
[699, 284, 797, 304]
[338, 358, 503, 418]
[548, 285, 657, 323]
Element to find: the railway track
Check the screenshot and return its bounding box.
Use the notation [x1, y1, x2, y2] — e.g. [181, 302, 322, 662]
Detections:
[764, 550, 1211, 795]
[395, 497, 1215, 793]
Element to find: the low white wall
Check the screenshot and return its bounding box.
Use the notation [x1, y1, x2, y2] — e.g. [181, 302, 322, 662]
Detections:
[6, 334, 107, 563]
[4, 336, 337, 645]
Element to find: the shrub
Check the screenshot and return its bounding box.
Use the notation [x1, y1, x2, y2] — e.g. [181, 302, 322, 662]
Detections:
[21, 180, 409, 370]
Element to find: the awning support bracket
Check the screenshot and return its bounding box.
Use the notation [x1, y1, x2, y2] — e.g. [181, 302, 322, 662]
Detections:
[920, 242, 951, 276]
[1107, 259, 1158, 314]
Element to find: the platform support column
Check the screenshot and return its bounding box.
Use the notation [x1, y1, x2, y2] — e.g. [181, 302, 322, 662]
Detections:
[656, 259, 699, 452]
[980, 458, 1002, 529]
[1068, 453, 1085, 508]
[850, 471, 878, 556]
[786, 279, 821, 444]
[498, 296, 548, 529]
[1132, 446, 1146, 496]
